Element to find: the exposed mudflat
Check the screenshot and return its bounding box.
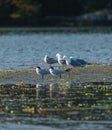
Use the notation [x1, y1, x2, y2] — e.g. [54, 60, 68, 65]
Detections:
[0, 65, 112, 122]
[0, 65, 111, 85]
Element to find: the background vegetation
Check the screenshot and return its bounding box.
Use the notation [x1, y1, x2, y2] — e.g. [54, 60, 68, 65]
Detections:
[0, 0, 112, 26]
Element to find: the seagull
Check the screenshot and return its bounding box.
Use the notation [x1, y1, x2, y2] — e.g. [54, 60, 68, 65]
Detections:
[49, 67, 71, 78]
[66, 56, 81, 67]
[75, 58, 90, 66]
[66, 56, 90, 67]
[56, 53, 67, 66]
[44, 55, 58, 67]
[35, 66, 50, 79]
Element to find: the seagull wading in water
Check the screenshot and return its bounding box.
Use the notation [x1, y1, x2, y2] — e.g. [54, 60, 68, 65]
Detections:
[49, 67, 71, 78]
[35, 66, 50, 79]
[44, 55, 58, 67]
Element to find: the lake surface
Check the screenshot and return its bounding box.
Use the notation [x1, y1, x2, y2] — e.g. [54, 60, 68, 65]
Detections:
[0, 27, 112, 71]
[0, 27, 112, 130]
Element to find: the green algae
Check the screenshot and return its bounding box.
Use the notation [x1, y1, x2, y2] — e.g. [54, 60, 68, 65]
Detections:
[0, 65, 112, 120]
[0, 82, 112, 117]
[0, 65, 111, 84]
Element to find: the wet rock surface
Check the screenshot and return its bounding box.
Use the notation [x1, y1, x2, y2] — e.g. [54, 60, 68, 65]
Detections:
[0, 65, 111, 84]
[0, 65, 112, 121]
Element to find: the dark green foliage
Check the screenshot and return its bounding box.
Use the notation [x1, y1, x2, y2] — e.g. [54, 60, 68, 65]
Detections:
[5, 0, 41, 18]
[0, 0, 112, 26]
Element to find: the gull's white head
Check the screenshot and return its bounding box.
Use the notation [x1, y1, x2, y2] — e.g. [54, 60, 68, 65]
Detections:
[44, 55, 48, 62]
[63, 55, 66, 59]
[56, 53, 61, 58]
[70, 56, 73, 59]
[44, 55, 48, 58]
[35, 66, 41, 73]
[36, 66, 40, 70]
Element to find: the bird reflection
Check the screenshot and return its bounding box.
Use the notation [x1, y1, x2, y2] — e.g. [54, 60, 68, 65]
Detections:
[36, 83, 57, 99]
[36, 82, 72, 99]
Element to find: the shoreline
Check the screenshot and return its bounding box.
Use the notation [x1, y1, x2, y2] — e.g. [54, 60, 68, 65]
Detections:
[0, 65, 112, 121]
[0, 65, 111, 85]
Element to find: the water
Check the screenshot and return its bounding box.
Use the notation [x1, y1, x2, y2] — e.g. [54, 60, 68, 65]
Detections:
[0, 121, 112, 130]
[0, 82, 112, 130]
[0, 27, 112, 130]
[0, 27, 112, 71]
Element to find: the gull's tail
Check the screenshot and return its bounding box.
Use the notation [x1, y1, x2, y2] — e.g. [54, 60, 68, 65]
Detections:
[65, 68, 72, 72]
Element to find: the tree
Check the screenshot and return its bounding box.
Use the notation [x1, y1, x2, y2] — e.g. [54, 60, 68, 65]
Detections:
[6, 0, 41, 19]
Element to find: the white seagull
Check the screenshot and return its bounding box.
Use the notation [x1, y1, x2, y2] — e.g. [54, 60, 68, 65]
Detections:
[49, 67, 71, 78]
[44, 55, 58, 66]
[66, 56, 90, 67]
[35, 66, 50, 79]
[66, 56, 81, 67]
[56, 53, 67, 66]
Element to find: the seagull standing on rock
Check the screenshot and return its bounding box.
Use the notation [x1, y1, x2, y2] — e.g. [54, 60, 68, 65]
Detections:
[49, 66, 71, 78]
[66, 56, 90, 67]
[35, 66, 50, 79]
[44, 55, 58, 67]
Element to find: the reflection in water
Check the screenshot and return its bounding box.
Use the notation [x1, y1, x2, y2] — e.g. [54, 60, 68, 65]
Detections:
[36, 82, 73, 99]
[0, 82, 112, 129]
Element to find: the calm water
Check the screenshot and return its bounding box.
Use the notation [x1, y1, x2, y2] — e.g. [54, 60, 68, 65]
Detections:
[0, 27, 112, 130]
[0, 121, 112, 130]
[0, 27, 112, 71]
[0, 82, 112, 130]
